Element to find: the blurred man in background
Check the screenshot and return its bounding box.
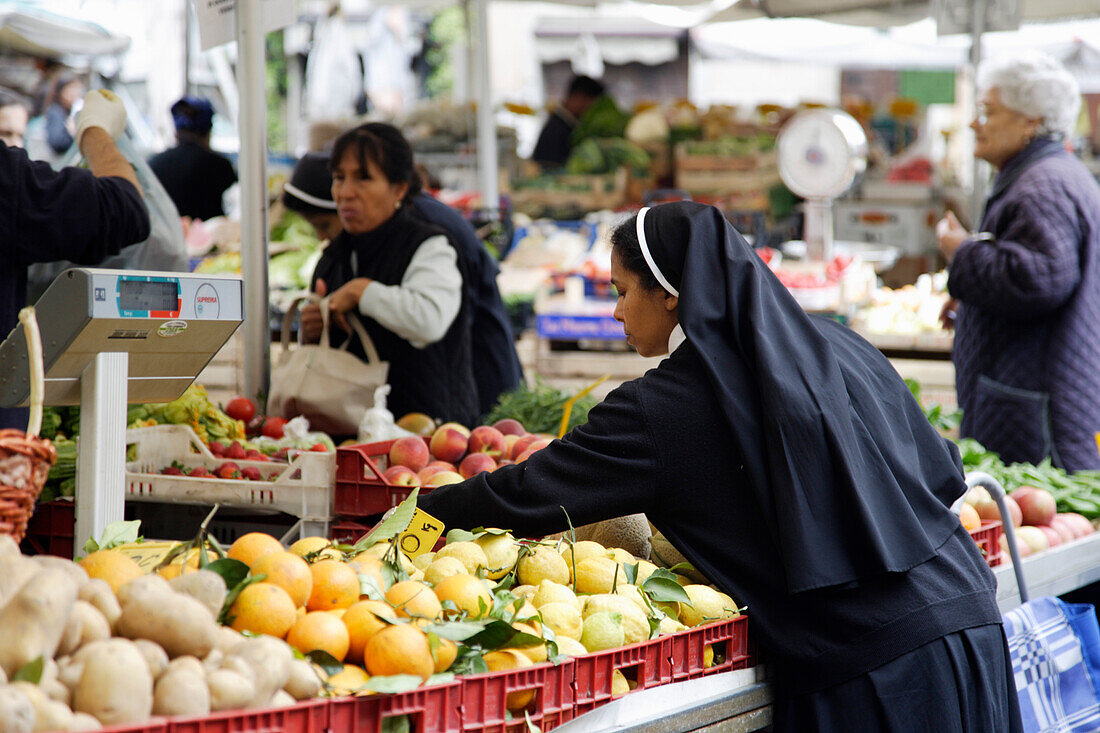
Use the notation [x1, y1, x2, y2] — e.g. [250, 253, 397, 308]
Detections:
[148, 96, 236, 221]
[532, 75, 605, 169]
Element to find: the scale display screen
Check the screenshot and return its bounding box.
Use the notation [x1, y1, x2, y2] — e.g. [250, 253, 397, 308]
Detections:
[118, 279, 178, 312]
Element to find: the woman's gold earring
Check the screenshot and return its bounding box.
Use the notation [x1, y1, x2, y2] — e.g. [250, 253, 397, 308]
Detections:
[394, 201, 401, 210]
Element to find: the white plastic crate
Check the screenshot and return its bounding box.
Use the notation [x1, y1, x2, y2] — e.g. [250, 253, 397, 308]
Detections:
[124, 425, 334, 527]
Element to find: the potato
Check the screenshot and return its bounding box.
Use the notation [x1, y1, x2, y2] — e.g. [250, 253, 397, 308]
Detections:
[66, 712, 101, 731]
[10, 681, 73, 733]
[56, 658, 82, 693]
[58, 602, 111, 657]
[0, 569, 79, 677]
[269, 690, 296, 708]
[76, 581, 121, 630]
[71, 639, 153, 725]
[153, 657, 209, 717]
[116, 583, 217, 659]
[206, 669, 254, 712]
[40, 659, 69, 705]
[169, 571, 227, 620]
[283, 658, 322, 700]
[133, 640, 169, 681]
[31, 557, 88, 587]
[0, 556, 40, 609]
[202, 649, 224, 673]
[213, 625, 245, 656]
[0, 684, 34, 733]
[226, 636, 293, 708]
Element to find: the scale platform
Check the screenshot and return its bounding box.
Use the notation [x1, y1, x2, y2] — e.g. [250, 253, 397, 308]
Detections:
[0, 268, 243, 408]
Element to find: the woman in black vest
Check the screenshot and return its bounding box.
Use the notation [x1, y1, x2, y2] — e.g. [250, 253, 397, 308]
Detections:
[301, 123, 478, 427]
[420, 202, 1021, 731]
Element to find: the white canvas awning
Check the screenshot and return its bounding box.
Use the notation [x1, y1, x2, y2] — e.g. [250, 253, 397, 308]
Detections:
[0, 5, 130, 57]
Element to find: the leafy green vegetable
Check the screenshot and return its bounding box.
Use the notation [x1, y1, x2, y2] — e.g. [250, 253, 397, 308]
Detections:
[570, 95, 630, 145]
[483, 379, 597, 434]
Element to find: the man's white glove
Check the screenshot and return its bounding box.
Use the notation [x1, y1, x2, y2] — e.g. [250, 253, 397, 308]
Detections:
[75, 89, 127, 144]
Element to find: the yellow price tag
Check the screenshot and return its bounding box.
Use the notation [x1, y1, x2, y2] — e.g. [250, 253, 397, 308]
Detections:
[113, 541, 181, 572]
[396, 508, 444, 559]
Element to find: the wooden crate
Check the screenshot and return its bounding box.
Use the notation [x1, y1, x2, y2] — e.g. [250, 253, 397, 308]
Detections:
[507, 169, 629, 215]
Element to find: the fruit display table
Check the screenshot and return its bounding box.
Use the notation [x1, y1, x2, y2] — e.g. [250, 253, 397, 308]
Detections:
[993, 531, 1100, 613]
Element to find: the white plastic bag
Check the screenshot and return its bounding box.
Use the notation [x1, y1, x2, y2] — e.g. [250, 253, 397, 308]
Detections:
[358, 385, 415, 443]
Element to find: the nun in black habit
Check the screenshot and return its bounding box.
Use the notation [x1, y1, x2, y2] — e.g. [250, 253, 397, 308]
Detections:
[418, 201, 1022, 731]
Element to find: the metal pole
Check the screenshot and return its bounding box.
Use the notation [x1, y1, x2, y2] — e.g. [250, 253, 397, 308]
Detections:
[472, 0, 499, 212]
[236, 0, 271, 405]
[183, 0, 192, 95]
[75, 353, 128, 557]
[969, 0, 987, 226]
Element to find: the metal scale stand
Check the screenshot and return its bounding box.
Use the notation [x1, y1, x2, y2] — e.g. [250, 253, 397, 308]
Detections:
[0, 268, 243, 555]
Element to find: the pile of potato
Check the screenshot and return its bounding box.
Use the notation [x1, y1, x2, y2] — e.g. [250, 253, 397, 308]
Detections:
[0, 536, 322, 733]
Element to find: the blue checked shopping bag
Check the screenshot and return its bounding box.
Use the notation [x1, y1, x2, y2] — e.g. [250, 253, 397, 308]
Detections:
[1003, 597, 1100, 732]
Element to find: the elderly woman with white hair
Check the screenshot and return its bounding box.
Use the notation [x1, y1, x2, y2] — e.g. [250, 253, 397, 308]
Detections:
[937, 53, 1100, 471]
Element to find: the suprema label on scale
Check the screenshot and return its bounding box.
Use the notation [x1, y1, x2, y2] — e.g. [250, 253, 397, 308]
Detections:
[158, 320, 188, 337]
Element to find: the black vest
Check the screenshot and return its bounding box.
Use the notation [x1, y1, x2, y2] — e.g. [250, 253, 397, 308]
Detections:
[311, 207, 479, 427]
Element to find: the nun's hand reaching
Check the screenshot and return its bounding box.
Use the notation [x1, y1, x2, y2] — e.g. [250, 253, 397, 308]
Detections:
[326, 277, 372, 333]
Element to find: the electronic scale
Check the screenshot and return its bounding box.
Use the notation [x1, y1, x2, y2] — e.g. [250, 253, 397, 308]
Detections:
[0, 268, 243, 554]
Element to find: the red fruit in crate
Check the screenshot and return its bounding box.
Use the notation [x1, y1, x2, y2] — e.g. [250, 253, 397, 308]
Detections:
[468, 426, 506, 457]
[161, 466, 184, 476]
[491, 419, 526, 437]
[310, 443, 329, 452]
[240, 466, 263, 481]
[246, 416, 265, 437]
[429, 426, 468, 463]
[384, 466, 421, 487]
[245, 449, 265, 461]
[188, 466, 210, 478]
[225, 397, 256, 422]
[272, 448, 290, 462]
[208, 441, 226, 457]
[389, 436, 430, 471]
[216, 463, 241, 480]
[225, 442, 247, 460]
[262, 417, 288, 439]
[459, 452, 496, 478]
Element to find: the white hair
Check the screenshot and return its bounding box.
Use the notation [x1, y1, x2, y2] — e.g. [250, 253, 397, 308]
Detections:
[978, 52, 1081, 139]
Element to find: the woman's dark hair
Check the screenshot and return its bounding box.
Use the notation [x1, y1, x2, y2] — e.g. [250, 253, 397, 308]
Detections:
[610, 215, 661, 291]
[329, 122, 422, 203]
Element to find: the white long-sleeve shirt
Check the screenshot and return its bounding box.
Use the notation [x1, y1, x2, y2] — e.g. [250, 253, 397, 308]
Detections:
[356, 235, 462, 349]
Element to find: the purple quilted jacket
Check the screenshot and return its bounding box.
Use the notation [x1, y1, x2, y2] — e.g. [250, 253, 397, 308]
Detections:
[950, 139, 1100, 471]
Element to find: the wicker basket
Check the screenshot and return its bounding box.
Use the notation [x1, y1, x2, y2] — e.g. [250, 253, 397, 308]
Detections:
[0, 307, 57, 543]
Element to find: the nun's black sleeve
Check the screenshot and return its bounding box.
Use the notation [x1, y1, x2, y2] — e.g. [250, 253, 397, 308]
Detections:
[418, 380, 662, 536]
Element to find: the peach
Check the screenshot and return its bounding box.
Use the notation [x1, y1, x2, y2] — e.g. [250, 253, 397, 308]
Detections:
[1048, 516, 1077, 544]
[384, 465, 422, 487]
[1038, 525, 1063, 549]
[975, 496, 1022, 527]
[1010, 486, 1056, 527]
[468, 426, 506, 457]
[424, 471, 465, 487]
[1014, 525, 1049, 554]
[1001, 532, 1031, 558]
[459, 452, 497, 478]
[389, 436, 430, 472]
[418, 464, 452, 483]
[503, 434, 522, 458]
[491, 418, 526, 436]
[427, 460, 456, 472]
[430, 426, 469, 463]
[437, 422, 471, 437]
[514, 439, 552, 464]
[510, 434, 539, 460]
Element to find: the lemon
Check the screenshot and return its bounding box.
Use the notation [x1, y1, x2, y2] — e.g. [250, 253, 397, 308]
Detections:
[517, 545, 570, 587]
[581, 611, 625, 652]
[424, 557, 468, 586]
[512, 621, 548, 663]
[511, 584, 537, 601]
[656, 616, 688, 636]
[613, 584, 650, 616]
[554, 637, 589, 657]
[537, 602, 583, 641]
[559, 540, 609, 581]
[703, 644, 715, 668]
[475, 532, 520, 580]
[531, 580, 581, 612]
[288, 536, 334, 558]
[434, 542, 489, 575]
[412, 552, 436, 571]
[610, 669, 631, 698]
[607, 547, 637, 565]
[633, 560, 660, 585]
[678, 585, 739, 627]
[574, 557, 626, 595]
[583, 594, 650, 644]
[358, 543, 416, 574]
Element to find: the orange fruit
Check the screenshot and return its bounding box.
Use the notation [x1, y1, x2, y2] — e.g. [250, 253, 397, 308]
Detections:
[228, 582, 297, 638]
[347, 555, 386, 596]
[344, 600, 400, 664]
[386, 580, 443, 620]
[959, 502, 982, 532]
[227, 532, 283, 568]
[327, 664, 371, 695]
[364, 623, 434, 681]
[431, 636, 458, 673]
[307, 560, 360, 611]
[79, 550, 144, 595]
[251, 551, 313, 608]
[432, 573, 493, 618]
[287, 610, 351, 661]
[482, 650, 535, 709]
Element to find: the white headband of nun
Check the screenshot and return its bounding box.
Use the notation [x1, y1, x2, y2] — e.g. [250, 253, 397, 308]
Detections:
[636, 206, 679, 297]
[284, 182, 338, 210]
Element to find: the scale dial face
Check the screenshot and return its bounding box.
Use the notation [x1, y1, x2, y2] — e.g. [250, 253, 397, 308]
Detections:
[777, 109, 868, 199]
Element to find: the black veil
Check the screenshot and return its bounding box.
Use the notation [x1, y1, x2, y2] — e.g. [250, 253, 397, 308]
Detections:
[637, 202, 965, 593]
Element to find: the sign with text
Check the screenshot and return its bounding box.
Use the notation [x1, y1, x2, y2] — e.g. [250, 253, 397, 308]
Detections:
[192, 0, 295, 51]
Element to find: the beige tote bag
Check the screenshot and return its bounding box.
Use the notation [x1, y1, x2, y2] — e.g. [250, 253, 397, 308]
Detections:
[269, 294, 389, 435]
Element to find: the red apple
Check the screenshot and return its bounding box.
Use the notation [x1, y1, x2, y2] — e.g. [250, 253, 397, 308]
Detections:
[468, 426, 506, 457]
[389, 436, 430, 472]
[430, 426, 469, 463]
[975, 496, 1022, 527]
[1010, 486, 1056, 527]
[491, 418, 526, 436]
[262, 417, 287, 439]
[384, 465, 422, 487]
[1038, 525, 1063, 548]
[424, 470, 465, 487]
[459, 452, 496, 478]
[1048, 516, 1077, 544]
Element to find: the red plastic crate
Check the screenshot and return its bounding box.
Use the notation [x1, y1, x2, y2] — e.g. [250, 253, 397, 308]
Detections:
[456, 657, 575, 732]
[336, 438, 437, 517]
[101, 719, 168, 733]
[572, 635, 673, 715]
[328, 680, 464, 733]
[21, 498, 75, 558]
[969, 520, 1004, 567]
[330, 518, 373, 545]
[666, 615, 751, 682]
[166, 699, 327, 733]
